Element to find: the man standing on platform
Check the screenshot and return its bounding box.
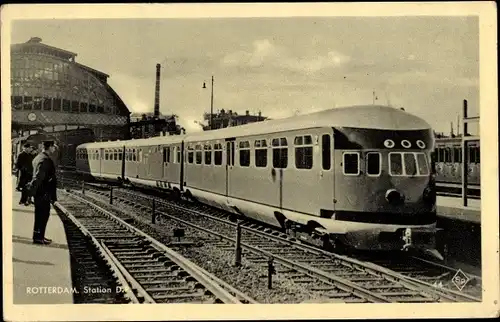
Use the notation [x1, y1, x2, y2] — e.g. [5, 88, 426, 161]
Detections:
[15, 143, 34, 205]
[28, 140, 58, 245]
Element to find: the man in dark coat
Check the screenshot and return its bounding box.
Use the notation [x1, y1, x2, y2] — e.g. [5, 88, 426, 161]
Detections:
[15, 143, 34, 205]
[28, 140, 58, 245]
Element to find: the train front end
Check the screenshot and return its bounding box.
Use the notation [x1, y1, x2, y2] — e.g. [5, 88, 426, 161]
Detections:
[329, 122, 439, 256]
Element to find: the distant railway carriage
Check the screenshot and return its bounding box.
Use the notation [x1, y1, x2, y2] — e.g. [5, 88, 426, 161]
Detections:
[434, 137, 480, 188]
[12, 128, 96, 170]
[11, 132, 57, 167]
[76, 105, 440, 256]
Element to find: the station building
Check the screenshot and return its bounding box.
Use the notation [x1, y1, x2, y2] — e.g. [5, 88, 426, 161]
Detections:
[10, 37, 131, 141]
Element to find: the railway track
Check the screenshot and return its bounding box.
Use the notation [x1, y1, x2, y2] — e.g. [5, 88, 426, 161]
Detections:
[54, 191, 253, 304]
[61, 180, 481, 303]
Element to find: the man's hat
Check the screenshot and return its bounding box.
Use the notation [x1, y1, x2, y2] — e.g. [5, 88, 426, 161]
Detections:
[23, 142, 31, 148]
[42, 140, 55, 148]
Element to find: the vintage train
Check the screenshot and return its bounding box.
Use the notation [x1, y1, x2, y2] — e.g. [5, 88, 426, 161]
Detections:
[434, 137, 480, 189]
[11, 128, 95, 170]
[75, 105, 441, 257]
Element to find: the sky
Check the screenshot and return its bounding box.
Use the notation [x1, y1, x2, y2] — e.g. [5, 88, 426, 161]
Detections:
[11, 16, 479, 134]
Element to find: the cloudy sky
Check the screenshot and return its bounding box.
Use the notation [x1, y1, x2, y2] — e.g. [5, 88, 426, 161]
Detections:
[11, 15, 479, 133]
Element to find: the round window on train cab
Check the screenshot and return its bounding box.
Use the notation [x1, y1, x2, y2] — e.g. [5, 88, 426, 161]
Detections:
[384, 139, 395, 148]
[401, 140, 411, 149]
[416, 140, 426, 149]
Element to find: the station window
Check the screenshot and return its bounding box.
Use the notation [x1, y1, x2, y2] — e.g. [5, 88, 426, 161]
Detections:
[214, 143, 223, 166]
[195, 144, 203, 165]
[416, 153, 429, 175]
[343, 152, 360, 175]
[294, 135, 313, 169]
[239, 141, 250, 167]
[322, 135, 331, 170]
[254, 139, 267, 168]
[53, 99, 62, 111]
[43, 98, 52, 111]
[204, 144, 212, 165]
[272, 137, 288, 169]
[389, 153, 403, 175]
[187, 145, 194, 164]
[62, 99, 70, 112]
[366, 152, 381, 176]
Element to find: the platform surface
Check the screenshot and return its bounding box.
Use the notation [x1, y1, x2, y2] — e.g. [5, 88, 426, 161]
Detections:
[11, 182, 74, 304]
[437, 196, 481, 224]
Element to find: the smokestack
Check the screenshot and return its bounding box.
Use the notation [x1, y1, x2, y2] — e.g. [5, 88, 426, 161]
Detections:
[154, 64, 161, 118]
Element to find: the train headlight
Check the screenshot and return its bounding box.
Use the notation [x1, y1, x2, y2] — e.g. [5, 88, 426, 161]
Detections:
[385, 189, 404, 205]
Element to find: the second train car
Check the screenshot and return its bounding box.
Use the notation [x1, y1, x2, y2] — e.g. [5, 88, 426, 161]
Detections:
[76, 105, 441, 257]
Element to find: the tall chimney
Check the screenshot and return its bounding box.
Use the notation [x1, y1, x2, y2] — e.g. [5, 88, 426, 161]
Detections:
[154, 64, 161, 118]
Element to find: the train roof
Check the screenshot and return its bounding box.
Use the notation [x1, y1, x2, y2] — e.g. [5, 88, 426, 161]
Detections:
[78, 105, 432, 149]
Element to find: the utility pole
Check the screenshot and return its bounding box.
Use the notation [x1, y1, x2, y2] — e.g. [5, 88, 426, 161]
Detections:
[203, 76, 214, 130]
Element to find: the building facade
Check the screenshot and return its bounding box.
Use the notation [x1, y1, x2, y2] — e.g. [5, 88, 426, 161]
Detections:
[10, 37, 130, 141]
[129, 112, 183, 139]
[203, 109, 267, 130]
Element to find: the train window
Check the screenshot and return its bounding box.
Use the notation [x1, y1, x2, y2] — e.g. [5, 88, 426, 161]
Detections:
[295, 146, 313, 169]
[104, 150, 108, 160]
[294, 135, 313, 170]
[132, 149, 136, 162]
[366, 152, 381, 176]
[272, 137, 288, 169]
[255, 148, 267, 167]
[187, 145, 194, 164]
[445, 148, 452, 163]
[476, 146, 480, 163]
[139, 149, 143, 163]
[114, 150, 118, 161]
[469, 146, 478, 163]
[416, 153, 429, 175]
[389, 153, 403, 176]
[164, 147, 170, 163]
[455, 147, 462, 163]
[343, 152, 360, 175]
[322, 135, 331, 170]
[195, 144, 202, 165]
[214, 143, 223, 166]
[118, 151, 122, 161]
[403, 153, 417, 176]
[177, 146, 181, 164]
[254, 139, 267, 148]
[204, 144, 212, 165]
[239, 141, 250, 167]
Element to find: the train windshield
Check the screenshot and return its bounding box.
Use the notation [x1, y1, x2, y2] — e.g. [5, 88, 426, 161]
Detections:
[389, 152, 429, 176]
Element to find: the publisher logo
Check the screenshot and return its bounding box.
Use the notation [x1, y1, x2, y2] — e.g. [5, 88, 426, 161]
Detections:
[452, 269, 470, 291]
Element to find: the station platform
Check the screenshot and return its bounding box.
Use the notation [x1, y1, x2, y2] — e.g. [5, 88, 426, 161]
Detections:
[437, 196, 481, 224]
[11, 182, 74, 304]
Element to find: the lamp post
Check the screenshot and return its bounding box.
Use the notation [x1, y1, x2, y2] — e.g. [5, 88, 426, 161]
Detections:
[203, 75, 214, 130]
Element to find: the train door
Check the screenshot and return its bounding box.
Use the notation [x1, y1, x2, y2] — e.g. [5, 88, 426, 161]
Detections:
[98, 148, 103, 176]
[148, 145, 163, 180]
[319, 131, 335, 212]
[225, 138, 235, 196]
